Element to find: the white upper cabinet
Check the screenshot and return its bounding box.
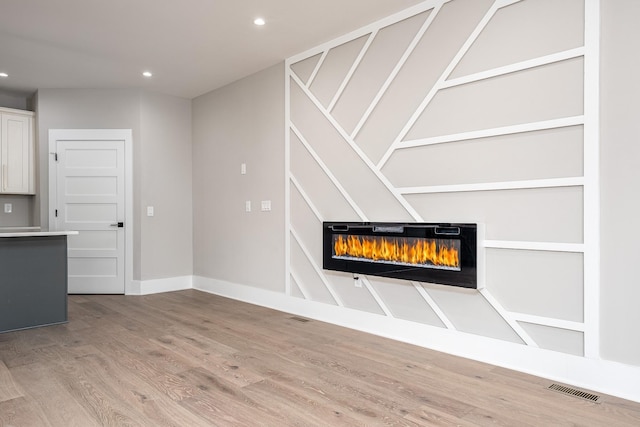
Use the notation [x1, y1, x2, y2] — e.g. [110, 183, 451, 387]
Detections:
[0, 107, 35, 194]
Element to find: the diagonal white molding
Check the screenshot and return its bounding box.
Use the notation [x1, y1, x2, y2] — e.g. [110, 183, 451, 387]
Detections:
[412, 282, 456, 330]
[307, 50, 328, 88]
[290, 269, 312, 300]
[290, 124, 368, 221]
[290, 226, 344, 307]
[292, 172, 400, 318]
[328, 29, 379, 113]
[351, 1, 446, 140]
[396, 116, 585, 151]
[378, 0, 523, 169]
[480, 288, 538, 347]
[361, 277, 394, 317]
[441, 47, 585, 90]
[290, 72, 423, 221]
[290, 174, 324, 222]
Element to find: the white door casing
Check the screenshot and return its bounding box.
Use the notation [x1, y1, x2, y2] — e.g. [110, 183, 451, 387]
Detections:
[49, 129, 133, 294]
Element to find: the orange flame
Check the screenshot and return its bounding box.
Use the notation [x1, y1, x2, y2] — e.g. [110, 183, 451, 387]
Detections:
[333, 234, 460, 269]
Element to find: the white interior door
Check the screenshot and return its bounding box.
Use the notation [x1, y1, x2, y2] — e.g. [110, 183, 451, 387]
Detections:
[50, 131, 128, 294]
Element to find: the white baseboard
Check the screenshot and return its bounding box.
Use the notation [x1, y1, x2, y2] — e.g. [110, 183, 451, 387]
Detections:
[127, 275, 192, 296]
[193, 275, 640, 403]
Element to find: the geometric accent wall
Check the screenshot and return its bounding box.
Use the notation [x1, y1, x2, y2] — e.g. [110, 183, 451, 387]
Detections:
[286, 0, 596, 358]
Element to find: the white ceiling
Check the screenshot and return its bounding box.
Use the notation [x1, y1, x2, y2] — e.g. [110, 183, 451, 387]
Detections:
[0, 0, 425, 99]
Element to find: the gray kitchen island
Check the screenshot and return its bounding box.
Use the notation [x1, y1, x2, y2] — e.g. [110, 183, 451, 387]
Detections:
[0, 231, 77, 333]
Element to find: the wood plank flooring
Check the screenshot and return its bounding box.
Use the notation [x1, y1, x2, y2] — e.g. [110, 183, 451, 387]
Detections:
[1, 289, 640, 426]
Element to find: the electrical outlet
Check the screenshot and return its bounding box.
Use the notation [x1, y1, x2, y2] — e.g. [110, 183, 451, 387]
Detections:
[354, 276, 362, 288]
[261, 200, 271, 211]
[146, 206, 154, 217]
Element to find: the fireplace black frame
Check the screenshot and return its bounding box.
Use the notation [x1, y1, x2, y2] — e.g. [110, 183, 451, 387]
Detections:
[323, 222, 478, 289]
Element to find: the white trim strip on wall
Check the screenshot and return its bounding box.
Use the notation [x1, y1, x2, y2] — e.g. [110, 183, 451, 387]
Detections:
[479, 288, 538, 347]
[350, 1, 446, 140]
[290, 269, 312, 300]
[291, 72, 424, 221]
[290, 174, 324, 222]
[291, 174, 402, 317]
[484, 240, 584, 253]
[290, 226, 344, 307]
[328, 29, 379, 112]
[441, 47, 585, 90]
[512, 312, 585, 333]
[130, 276, 192, 296]
[377, 0, 520, 170]
[291, 124, 369, 221]
[285, 2, 439, 66]
[412, 282, 456, 330]
[582, 0, 601, 360]
[393, 116, 585, 153]
[285, 57, 292, 296]
[398, 177, 584, 195]
[306, 50, 328, 88]
[361, 277, 395, 317]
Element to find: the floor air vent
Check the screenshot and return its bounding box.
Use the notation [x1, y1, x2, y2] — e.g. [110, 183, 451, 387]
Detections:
[289, 316, 310, 323]
[548, 383, 601, 403]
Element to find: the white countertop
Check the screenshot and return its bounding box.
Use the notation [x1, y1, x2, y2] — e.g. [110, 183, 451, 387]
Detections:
[0, 230, 79, 238]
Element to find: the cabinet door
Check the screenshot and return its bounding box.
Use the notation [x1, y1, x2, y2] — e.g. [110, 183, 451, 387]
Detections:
[1, 113, 32, 194]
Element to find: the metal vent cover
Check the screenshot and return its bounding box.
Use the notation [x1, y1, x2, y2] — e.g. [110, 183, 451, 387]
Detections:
[548, 383, 601, 403]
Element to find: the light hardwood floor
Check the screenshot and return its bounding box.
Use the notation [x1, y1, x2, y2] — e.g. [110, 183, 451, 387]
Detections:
[1, 289, 640, 426]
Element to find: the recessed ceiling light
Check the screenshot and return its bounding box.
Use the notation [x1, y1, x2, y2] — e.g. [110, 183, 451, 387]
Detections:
[142, 71, 153, 78]
[254, 18, 265, 26]
[0, 73, 8, 78]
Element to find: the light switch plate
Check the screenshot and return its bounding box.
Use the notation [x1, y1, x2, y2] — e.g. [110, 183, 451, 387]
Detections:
[241, 163, 247, 175]
[245, 201, 251, 212]
[4, 203, 11, 213]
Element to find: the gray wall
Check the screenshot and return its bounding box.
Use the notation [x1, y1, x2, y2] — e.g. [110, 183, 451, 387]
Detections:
[192, 63, 285, 292]
[191, 0, 640, 369]
[600, 0, 640, 365]
[0, 90, 33, 111]
[36, 88, 192, 282]
[140, 91, 193, 280]
[0, 195, 34, 227]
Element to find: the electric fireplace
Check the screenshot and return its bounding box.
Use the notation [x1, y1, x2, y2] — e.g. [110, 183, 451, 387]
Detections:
[323, 222, 479, 289]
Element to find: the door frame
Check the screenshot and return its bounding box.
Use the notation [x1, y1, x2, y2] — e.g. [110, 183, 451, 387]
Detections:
[48, 129, 133, 294]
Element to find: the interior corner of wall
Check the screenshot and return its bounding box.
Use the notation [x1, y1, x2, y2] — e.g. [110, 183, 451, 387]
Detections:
[126, 279, 142, 295]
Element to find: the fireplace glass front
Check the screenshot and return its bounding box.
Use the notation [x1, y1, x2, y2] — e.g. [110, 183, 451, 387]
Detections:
[323, 222, 478, 288]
